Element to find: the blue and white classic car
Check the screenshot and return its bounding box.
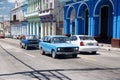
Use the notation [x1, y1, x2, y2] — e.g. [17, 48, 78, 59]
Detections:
[39, 35, 79, 58]
[20, 35, 39, 50]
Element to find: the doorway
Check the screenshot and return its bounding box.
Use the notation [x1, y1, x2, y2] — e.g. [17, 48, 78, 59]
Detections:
[84, 9, 88, 35]
[100, 6, 110, 43]
[100, 6, 109, 38]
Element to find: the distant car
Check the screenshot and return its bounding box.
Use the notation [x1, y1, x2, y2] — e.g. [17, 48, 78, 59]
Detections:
[39, 35, 79, 58]
[69, 35, 99, 54]
[13, 35, 18, 39]
[20, 35, 39, 50]
[0, 34, 5, 39]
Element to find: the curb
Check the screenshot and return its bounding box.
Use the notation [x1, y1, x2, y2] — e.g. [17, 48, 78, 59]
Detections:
[99, 44, 120, 52]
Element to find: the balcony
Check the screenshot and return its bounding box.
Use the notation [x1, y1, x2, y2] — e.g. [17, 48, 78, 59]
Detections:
[25, 11, 39, 18]
[39, 8, 54, 17]
[10, 20, 19, 24]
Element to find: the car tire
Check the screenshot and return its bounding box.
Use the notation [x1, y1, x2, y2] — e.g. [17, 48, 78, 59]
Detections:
[52, 50, 57, 59]
[25, 45, 28, 50]
[20, 43, 23, 48]
[72, 54, 77, 58]
[40, 48, 45, 55]
[92, 51, 96, 54]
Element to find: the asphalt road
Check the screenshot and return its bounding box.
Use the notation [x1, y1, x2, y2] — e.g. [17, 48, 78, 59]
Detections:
[0, 38, 120, 80]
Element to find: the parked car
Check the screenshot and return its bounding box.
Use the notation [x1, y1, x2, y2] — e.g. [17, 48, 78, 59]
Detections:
[13, 35, 18, 39]
[20, 35, 39, 50]
[69, 35, 99, 54]
[39, 35, 79, 58]
[0, 34, 5, 39]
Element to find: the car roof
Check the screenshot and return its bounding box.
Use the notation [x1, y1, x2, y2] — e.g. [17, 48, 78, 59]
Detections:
[45, 35, 67, 38]
[72, 35, 92, 37]
[24, 35, 36, 36]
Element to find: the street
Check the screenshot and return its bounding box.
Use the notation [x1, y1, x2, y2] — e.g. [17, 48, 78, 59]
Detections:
[0, 38, 120, 80]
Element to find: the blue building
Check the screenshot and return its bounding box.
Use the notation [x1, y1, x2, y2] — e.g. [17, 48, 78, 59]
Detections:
[64, 0, 120, 48]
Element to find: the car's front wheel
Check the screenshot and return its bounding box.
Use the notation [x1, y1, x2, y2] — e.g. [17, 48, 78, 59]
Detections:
[52, 50, 57, 59]
[40, 47, 45, 55]
[72, 54, 77, 58]
[92, 51, 96, 54]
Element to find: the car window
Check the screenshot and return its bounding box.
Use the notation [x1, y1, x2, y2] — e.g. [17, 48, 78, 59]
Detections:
[26, 35, 37, 40]
[70, 36, 77, 41]
[47, 37, 51, 43]
[43, 37, 48, 42]
[52, 37, 67, 43]
[79, 36, 94, 40]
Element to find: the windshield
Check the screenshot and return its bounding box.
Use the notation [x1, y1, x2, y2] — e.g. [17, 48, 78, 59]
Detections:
[52, 37, 67, 43]
[79, 36, 95, 40]
[26, 35, 38, 40]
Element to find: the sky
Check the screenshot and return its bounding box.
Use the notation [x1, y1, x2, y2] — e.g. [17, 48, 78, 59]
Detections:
[0, 0, 66, 21]
[0, 0, 25, 21]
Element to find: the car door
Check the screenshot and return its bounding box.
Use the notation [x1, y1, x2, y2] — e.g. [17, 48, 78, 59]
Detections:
[41, 36, 48, 51]
[45, 37, 52, 53]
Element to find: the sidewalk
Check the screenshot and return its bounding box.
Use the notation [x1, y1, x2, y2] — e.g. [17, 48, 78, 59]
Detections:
[99, 43, 120, 52]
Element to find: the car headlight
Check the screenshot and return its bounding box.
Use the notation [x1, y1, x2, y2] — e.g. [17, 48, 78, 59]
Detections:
[57, 48, 61, 51]
[74, 48, 79, 51]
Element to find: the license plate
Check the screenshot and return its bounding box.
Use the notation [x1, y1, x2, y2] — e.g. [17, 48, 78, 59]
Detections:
[88, 43, 93, 45]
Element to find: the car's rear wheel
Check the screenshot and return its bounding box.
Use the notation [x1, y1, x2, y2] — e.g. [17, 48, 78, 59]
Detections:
[25, 45, 28, 50]
[52, 50, 57, 59]
[72, 54, 77, 58]
[92, 51, 96, 54]
[40, 48, 45, 55]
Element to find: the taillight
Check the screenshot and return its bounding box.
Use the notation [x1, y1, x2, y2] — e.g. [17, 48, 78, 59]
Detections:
[80, 42, 84, 46]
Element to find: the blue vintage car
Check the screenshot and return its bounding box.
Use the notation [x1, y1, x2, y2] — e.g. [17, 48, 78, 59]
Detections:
[39, 35, 79, 58]
[20, 35, 39, 50]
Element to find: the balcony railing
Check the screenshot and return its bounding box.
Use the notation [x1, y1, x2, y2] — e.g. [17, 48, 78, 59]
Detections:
[39, 8, 54, 16]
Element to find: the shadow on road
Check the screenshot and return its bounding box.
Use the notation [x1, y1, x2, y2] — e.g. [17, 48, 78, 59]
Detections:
[0, 67, 120, 80]
[79, 52, 100, 55]
[1, 45, 120, 80]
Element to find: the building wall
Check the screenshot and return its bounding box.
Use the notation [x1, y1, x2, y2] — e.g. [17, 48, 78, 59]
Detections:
[26, 0, 41, 38]
[39, 0, 64, 38]
[10, 1, 27, 36]
[64, 0, 120, 47]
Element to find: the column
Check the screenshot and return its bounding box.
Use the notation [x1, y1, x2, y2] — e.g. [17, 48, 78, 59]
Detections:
[37, 22, 40, 38]
[46, 23, 48, 35]
[41, 23, 44, 38]
[28, 23, 30, 35]
[45, 23, 47, 36]
[64, 19, 70, 34]
[52, 22, 56, 35]
[33, 22, 35, 35]
[48, 23, 51, 35]
[32, 22, 33, 35]
[29, 22, 32, 35]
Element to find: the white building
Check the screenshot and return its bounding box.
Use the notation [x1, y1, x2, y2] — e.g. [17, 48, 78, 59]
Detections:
[10, 0, 27, 36]
[39, 0, 64, 38]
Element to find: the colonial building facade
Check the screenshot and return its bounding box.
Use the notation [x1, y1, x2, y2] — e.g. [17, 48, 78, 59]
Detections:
[39, 0, 64, 38]
[26, 0, 64, 38]
[10, 0, 27, 36]
[25, 0, 41, 38]
[64, 0, 120, 48]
